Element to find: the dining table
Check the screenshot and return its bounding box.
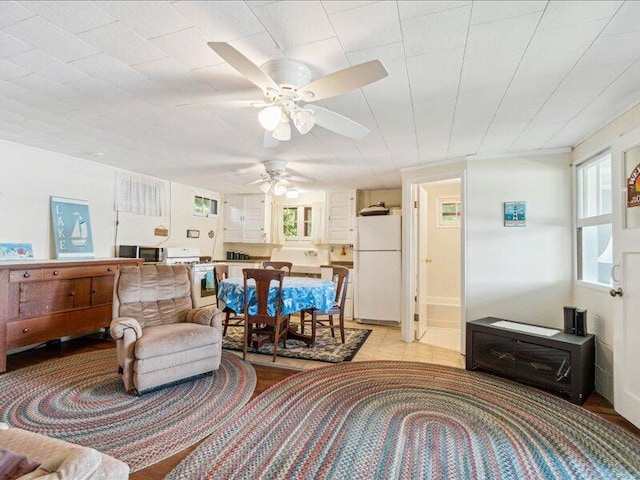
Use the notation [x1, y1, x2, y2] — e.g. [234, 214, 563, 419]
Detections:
[217, 276, 336, 346]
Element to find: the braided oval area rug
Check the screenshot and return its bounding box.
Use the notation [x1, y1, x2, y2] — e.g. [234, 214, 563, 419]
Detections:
[168, 361, 640, 480]
[0, 349, 256, 472]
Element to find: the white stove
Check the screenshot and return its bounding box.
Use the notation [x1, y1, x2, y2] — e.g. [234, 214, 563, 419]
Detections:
[164, 247, 218, 307]
[163, 247, 202, 265]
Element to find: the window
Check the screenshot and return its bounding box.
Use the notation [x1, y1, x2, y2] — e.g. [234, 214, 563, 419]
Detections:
[283, 205, 312, 241]
[193, 194, 218, 218]
[576, 152, 612, 286]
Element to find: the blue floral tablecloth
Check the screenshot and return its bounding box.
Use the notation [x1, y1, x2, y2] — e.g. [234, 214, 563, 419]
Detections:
[218, 277, 336, 315]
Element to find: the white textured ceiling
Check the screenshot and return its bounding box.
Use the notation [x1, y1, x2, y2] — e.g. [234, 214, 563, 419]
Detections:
[0, 1, 639, 193]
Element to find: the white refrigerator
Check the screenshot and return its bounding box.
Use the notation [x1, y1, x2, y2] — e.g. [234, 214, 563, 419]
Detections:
[354, 215, 402, 325]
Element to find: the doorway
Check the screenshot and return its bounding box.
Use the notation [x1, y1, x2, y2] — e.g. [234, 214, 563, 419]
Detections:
[415, 179, 462, 352]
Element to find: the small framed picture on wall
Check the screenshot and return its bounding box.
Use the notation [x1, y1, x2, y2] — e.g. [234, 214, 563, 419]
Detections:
[504, 201, 526, 227]
[436, 196, 461, 228]
[187, 229, 200, 238]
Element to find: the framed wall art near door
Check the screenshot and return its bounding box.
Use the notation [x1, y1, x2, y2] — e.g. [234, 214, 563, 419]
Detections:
[50, 196, 95, 258]
[436, 196, 461, 228]
[504, 201, 526, 227]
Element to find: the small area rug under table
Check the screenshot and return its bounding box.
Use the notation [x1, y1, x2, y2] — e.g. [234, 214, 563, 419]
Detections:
[167, 361, 640, 479]
[0, 349, 256, 472]
[222, 323, 371, 363]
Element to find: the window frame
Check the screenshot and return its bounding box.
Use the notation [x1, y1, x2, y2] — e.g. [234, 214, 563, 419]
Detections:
[192, 192, 219, 219]
[282, 204, 313, 242]
[574, 151, 612, 288]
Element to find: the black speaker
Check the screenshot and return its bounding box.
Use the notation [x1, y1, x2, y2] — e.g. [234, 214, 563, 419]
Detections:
[563, 306, 577, 334]
[575, 309, 587, 336]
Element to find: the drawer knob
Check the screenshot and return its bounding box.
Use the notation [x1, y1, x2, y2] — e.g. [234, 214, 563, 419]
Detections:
[53, 270, 59, 275]
[107, 267, 113, 272]
[23, 272, 30, 278]
[91, 289, 97, 294]
[68, 292, 75, 297]
[22, 328, 29, 333]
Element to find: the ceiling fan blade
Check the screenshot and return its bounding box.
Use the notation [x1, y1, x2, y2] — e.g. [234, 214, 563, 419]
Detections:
[301, 60, 388, 102]
[306, 105, 369, 139]
[208, 42, 279, 92]
[263, 130, 280, 148]
[246, 177, 267, 186]
[177, 99, 269, 110]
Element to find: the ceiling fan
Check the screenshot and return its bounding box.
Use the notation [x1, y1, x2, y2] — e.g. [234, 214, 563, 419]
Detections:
[246, 160, 307, 197]
[208, 42, 389, 148]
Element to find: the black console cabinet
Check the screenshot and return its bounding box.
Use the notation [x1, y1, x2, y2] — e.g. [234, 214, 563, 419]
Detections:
[466, 317, 595, 404]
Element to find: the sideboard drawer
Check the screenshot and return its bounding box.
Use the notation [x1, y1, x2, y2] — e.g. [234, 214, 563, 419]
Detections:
[9, 269, 43, 283]
[43, 265, 118, 280]
[7, 304, 113, 349]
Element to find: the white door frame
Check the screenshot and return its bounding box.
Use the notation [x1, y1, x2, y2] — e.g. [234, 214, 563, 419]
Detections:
[401, 167, 467, 349]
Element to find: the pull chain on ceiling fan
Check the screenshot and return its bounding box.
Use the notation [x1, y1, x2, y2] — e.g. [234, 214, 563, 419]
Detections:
[208, 42, 389, 148]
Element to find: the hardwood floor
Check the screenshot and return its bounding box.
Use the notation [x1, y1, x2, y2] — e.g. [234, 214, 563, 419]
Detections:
[4, 336, 638, 479]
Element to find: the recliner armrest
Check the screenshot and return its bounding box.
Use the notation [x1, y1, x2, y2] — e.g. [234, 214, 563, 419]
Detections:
[186, 306, 223, 331]
[110, 317, 142, 340]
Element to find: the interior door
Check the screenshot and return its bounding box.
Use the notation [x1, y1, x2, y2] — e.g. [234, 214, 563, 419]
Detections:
[612, 132, 640, 428]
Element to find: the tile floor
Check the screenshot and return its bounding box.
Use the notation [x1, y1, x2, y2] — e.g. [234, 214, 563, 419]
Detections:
[418, 327, 462, 352]
[232, 319, 466, 371]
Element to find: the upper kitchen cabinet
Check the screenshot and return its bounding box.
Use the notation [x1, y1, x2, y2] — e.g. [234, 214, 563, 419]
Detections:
[326, 190, 356, 245]
[223, 194, 272, 243]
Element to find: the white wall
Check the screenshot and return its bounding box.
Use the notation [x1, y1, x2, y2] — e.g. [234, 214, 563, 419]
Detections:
[465, 154, 573, 328]
[117, 182, 223, 260]
[0, 139, 223, 260]
[0, 140, 115, 258]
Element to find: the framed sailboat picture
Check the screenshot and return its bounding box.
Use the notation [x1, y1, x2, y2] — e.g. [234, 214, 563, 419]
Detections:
[50, 196, 95, 258]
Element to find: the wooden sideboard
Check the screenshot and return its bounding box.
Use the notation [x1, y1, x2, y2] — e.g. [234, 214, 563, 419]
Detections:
[0, 258, 142, 373]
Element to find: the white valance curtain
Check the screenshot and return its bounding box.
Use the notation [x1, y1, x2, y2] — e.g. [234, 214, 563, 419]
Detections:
[115, 172, 169, 216]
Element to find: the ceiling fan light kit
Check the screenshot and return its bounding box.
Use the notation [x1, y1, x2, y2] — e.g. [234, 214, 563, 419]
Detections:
[272, 121, 291, 141]
[258, 105, 282, 131]
[273, 182, 288, 196]
[292, 109, 315, 135]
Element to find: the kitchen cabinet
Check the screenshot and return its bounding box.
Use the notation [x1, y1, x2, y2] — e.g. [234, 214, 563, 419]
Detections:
[0, 258, 142, 373]
[466, 317, 595, 404]
[223, 194, 272, 243]
[321, 266, 354, 320]
[326, 190, 356, 245]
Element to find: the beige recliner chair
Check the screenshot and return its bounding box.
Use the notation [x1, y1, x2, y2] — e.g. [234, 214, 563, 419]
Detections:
[110, 265, 222, 394]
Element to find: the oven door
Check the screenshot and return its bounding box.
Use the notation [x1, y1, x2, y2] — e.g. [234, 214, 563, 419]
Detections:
[191, 265, 217, 307]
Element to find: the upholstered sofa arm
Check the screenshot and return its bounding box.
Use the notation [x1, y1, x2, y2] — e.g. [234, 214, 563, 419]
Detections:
[110, 317, 142, 340]
[186, 306, 223, 331]
[0, 422, 130, 480]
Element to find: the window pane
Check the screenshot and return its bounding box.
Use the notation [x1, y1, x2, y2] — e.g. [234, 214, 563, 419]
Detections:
[303, 207, 312, 237]
[578, 154, 611, 219]
[202, 198, 211, 215]
[283, 207, 298, 237]
[578, 223, 612, 285]
[194, 196, 203, 213]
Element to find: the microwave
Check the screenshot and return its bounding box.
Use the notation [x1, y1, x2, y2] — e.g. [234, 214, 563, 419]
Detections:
[118, 245, 164, 263]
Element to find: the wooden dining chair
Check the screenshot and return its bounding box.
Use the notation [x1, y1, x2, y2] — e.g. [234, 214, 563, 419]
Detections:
[242, 268, 289, 362]
[300, 266, 349, 346]
[214, 264, 243, 336]
[262, 261, 293, 275]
